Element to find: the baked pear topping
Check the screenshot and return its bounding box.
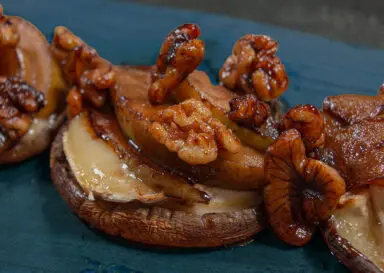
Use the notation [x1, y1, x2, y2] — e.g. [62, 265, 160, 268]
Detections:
[114, 66, 266, 190]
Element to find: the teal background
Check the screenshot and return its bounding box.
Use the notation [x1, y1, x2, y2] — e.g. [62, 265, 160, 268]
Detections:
[1, 0, 384, 272]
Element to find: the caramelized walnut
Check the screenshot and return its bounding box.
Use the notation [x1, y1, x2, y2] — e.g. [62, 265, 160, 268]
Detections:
[66, 87, 83, 119]
[283, 104, 325, 151]
[228, 94, 271, 128]
[52, 27, 116, 117]
[264, 129, 345, 246]
[0, 78, 45, 152]
[149, 24, 205, 104]
[149, 99, 241, 165]
[219, 34, 288, 101]
[0, 5, 20, 47]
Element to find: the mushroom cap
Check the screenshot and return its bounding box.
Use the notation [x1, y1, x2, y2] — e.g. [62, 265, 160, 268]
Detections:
[323, 219, 383, 273]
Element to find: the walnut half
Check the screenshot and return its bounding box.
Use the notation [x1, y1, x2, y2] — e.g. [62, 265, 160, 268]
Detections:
[219, 34, 288, 101]
[228, 94, 271, 128]
[264, 129, 345, 246]
[149, 99, 241, 165]
[282, 104, 325, 151]
[52, 27, 116, 118]
[148, 24, 205, 104]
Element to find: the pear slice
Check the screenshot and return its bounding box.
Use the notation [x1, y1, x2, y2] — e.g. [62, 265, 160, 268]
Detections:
[111, 66, 266, 190]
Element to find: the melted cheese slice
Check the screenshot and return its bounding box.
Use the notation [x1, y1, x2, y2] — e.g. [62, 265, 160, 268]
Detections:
[63, 114, 164, 203]
[333, 185, 384, 270]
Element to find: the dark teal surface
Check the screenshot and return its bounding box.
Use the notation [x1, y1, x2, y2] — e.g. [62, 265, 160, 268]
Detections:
[1, 0, 384, 272]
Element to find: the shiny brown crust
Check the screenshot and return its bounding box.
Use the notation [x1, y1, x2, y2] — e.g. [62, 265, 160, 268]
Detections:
[323, 218, 383, 273]
[50, 124, 265, 248]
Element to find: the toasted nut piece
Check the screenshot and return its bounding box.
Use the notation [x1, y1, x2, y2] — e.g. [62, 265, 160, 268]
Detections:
[149, 99, 241, 165]
[0, 5, 19, 47]
[173, 70, 276, 150]
[149, 24, 205, 104]
[52, 27, 116, 117]
[219, 34, 288, 101]
[264, 129, 345, 246]
[283, 104, 325, 151]
[66, 87, 83, 120]
[229, 94, 271, 128]
[0, 78, 45, 153]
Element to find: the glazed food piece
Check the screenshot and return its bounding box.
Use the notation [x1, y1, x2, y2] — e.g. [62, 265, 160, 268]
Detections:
[51, 26, 116, 118]
[52, 111, 265, 247]
[219, 34, 288, 101]
[319, 88, 384, 273]
[264, 128, 345, 246]
[173, 33, 289, 151]
[0, 5, 66, 164]
[109, 25, 268, 190]
[318, 88, 384, 190]
[263, 87, 384, 272]
[51, 26, 266, 190]
[0, 78, 45, 154]
[64, 110, 210, 203]
[113, 66, 266, 190]
[174, 71, 280, 150]
[50, 25, 266, 247]
[148, 23, 204, 105]
[51, 124, 265, 247]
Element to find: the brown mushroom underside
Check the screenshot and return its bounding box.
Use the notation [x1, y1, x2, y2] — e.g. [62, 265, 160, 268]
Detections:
[323, 220, 382, 273]
[0, 112, 65, 164]
[50, 125, 265, 248]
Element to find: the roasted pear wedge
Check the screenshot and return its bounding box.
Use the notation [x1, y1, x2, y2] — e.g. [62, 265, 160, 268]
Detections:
[112, 66, 266, 190]
[51, 108, 265, 247]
